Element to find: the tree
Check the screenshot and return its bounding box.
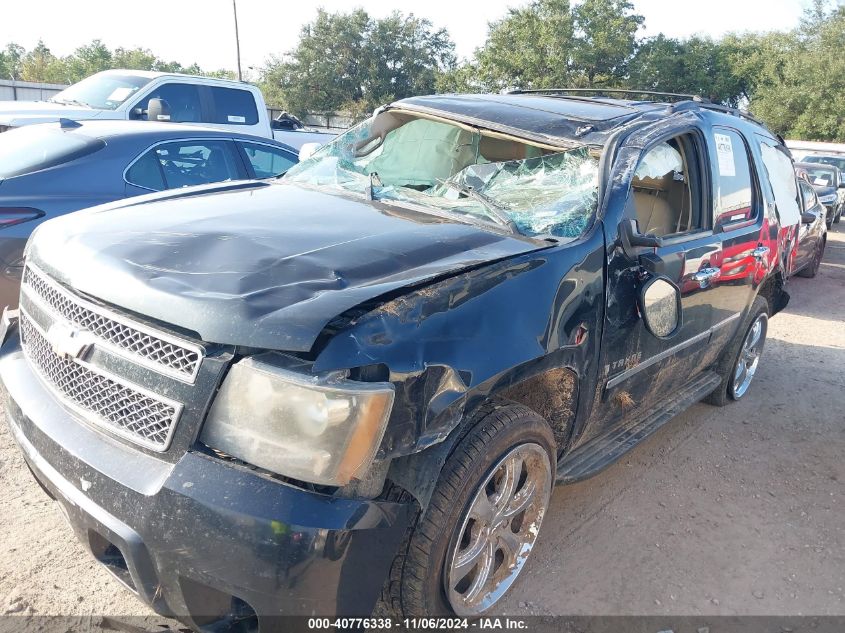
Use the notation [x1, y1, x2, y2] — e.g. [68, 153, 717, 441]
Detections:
[748, 4, 845, 140]
[474, 0, 575, 91]
[571, 0, 643, 86]
[19, 40, 65, 83]
[259, 9, 456, 115]
[0, 43, 24, 80]
[62, 40, 113, 82]
[628, 35, 750, 106]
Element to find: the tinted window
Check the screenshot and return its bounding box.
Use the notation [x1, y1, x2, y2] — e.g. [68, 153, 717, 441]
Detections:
[239, 142, 296, 178]
[126, 151, 166, 191]
[0, 125, 105, 178]
[713, 128, 755, 230]
[140, 83, 202, 123]
[127, 140, 242, 190]
[209, 87, 258, 125]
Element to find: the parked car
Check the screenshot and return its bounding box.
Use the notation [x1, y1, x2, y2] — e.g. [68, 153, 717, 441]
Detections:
[794, 161, 842, 226]
[793, 178, 828, 278]
[0, 92, 794, 627]
[0, 69, 334, 149]
[802, 154, 845, 219]
[0, 119, 299, 309]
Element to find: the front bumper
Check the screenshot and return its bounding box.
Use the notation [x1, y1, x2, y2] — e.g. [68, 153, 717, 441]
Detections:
[0, 330, 411, 630]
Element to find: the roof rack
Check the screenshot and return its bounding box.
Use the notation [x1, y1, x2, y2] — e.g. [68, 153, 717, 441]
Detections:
[504, 87, 710, 103]
[672, 101, 774, 134]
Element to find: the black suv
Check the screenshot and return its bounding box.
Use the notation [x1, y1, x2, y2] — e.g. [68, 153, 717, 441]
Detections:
[0, 91, 796, 628]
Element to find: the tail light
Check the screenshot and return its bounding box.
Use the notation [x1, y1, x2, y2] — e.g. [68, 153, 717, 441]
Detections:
[0, 207, 44, 229]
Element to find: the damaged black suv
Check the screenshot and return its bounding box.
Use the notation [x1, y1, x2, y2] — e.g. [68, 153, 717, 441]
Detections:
[1, 91, 797, 628]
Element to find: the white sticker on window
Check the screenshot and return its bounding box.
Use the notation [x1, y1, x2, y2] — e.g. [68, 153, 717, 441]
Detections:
[814, 177, 828, 186]
[156, 114, 171, 121]
[106, 87, 134, 102]
[714, 133, 736, 177]
[227, 115, 246, 123]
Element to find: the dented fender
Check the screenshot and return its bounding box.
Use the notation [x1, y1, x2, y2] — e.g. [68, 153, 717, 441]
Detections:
[314, 227, 608, 459]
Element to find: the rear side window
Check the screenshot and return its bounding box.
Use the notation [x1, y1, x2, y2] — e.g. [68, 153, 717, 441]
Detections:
[712, 128, 755, 230]
[127, 140, 243, 191]
[208, 87, 259, 125]
[0, 126, 105, 178]
[238, 141, 297, 178]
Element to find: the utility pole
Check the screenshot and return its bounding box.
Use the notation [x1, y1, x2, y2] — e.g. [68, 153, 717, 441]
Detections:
[233, 0, 243, 81]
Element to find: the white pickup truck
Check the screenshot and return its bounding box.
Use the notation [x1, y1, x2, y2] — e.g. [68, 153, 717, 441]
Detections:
[0, 69, 335, 149]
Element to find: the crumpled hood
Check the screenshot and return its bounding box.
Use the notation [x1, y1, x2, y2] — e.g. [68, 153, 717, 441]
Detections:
[28, 182, 543, 351]
[0, 101, 102, 127]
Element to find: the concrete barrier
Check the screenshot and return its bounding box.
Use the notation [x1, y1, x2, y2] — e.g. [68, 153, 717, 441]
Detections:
[0, 80, 67, 102]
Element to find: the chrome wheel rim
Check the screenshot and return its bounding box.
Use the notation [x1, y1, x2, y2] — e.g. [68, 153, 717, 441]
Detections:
[444, 443, 552, 615]
[732, 314, 767, 399]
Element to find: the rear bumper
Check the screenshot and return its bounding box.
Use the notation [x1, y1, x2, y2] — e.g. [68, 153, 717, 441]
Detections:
[1, 330, 411, 630]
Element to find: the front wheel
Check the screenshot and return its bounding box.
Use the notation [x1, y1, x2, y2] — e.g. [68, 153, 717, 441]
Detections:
[706, 296, 769, 406]
[381, 404, 556, 616]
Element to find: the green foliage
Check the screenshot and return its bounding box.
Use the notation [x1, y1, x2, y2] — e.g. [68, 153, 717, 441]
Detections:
[4, 0, 845, 141]
[1, 39, 227, 85]
[259, 9, 455, 115]
[474, 0, 575, 91]
[747, 4, 845, 140]
[571, 0, 643, 85]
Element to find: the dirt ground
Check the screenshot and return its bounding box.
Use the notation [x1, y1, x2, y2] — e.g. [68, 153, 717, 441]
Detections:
[1, 225, 843, 621]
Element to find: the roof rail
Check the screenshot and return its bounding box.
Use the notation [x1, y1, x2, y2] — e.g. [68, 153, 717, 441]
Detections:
[504, 87, 710, 103]
[685, 101, 774, 134]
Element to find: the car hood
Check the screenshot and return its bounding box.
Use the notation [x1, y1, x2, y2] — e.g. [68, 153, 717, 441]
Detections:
[0, 101, 103, 127]
[28, 182, 544, 351]
[812, 184, 836, 198]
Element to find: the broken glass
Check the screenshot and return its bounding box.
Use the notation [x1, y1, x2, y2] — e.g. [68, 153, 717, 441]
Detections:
[285, 113, 600, 240]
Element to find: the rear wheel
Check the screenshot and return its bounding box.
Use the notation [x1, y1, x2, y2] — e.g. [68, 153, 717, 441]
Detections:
[706, 296, 768, 406]
[381, 405, 555, 616]
[798, 239, 824, 278]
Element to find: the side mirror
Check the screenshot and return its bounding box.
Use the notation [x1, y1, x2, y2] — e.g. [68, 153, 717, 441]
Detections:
[147, 98, 171, 122]
[298, 142, 321, 162]
[801, 211, 817, 224]
[639, 276, 682, 339]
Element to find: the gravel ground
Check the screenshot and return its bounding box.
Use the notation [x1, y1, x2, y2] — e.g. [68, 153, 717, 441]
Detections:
[1, 225, 843, 621]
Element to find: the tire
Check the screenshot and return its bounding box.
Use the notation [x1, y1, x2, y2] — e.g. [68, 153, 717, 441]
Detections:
[835, 210, 841, 224]
[705, 296, 769, 407]
[797, 239, 824, 278]
[380, 404, 556, 617]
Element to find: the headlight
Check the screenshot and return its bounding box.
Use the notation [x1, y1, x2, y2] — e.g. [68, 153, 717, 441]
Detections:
[819, 194, 836, 204]
[200, 353, 394, 486]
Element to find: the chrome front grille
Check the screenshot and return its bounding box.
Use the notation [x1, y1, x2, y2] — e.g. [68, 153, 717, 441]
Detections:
[20, 313, 181, 450]
[23, 266, 202, 381]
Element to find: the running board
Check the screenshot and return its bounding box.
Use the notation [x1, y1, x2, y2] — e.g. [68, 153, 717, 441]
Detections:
[556, 371, 721, 484]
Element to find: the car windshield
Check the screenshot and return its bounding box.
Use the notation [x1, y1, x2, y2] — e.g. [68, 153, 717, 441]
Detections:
[283, 112, 600, 239]
[803, 166, 836, 187]
[804, 155, 845, 172]
[50, 73, 152, 110]
[0, 125, 105, 178]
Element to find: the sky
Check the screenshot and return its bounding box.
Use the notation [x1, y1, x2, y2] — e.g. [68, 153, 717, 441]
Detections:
[1, 0, 819, 78]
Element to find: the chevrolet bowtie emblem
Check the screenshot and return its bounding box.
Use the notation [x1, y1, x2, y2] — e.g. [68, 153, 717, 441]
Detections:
[45, 322, 93, 360]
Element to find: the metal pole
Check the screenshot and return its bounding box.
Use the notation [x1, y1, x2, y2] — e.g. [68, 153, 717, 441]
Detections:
[233, 0, 243, 81]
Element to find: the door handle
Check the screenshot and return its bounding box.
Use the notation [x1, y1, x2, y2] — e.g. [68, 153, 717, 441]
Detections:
[692, 267, 720, 287]
[752, 246, 770, 261]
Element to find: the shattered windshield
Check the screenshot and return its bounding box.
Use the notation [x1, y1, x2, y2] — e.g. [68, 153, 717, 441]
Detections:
[283, 113, 600, 239]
